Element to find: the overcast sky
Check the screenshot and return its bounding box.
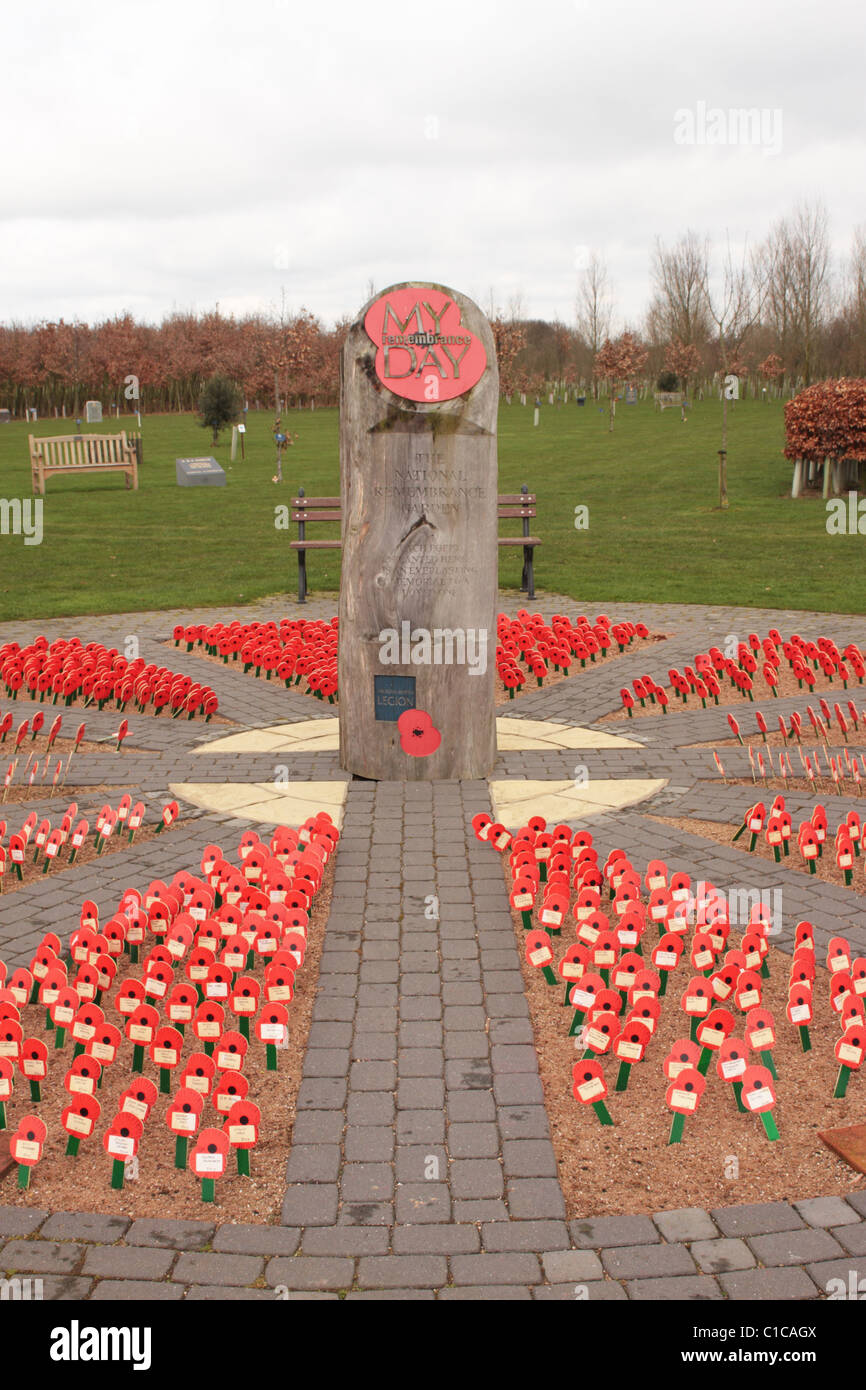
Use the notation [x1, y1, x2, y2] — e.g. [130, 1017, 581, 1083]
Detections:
[2, 0, 862, 330]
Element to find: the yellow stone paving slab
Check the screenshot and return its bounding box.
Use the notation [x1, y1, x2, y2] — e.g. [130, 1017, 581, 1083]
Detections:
[197, 716, 637, 755]
[489, 777, 667, 827]
[169, 780, 348, 827]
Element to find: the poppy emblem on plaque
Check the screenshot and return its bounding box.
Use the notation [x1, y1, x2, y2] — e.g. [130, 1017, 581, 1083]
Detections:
[363, 286, 487, 403]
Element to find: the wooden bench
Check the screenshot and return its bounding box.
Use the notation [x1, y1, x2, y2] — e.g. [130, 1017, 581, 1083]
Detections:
[653, 391, 684, 412]
[29, 432, 139, 494]
[290, 484, 540, 603]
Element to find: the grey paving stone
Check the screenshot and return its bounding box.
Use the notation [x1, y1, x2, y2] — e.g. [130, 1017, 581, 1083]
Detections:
[627, 1275, 723, 1301]
[288, 1111, 345, 1145]
[297, 1077, 348, 1109]
[395, 1183, 452, 1224]
[710, 1200, 808, 1239]
[830, 1222, 866, 1255]
[341, 1163, 394, 1202]
[493, 1074, 544, 1105]
[83, 1246, 175, 1280]
[347, 1092, 395, 1126]
[507, 1179, 566, 1220]
[0, 1208, 49, 1237]
[397, 1077, 445, 1109]
[690, 1238, 756, 1273]
[719, 1267, 820, 1300]
[302, 1227, 390, 1256]
[804, 1255, 866, 1290]
[280, 1184, 339, 1227]
[266, 1256, 354, 1290]
[450, 1253, 542, 1285]
[652, 1208, 719, 1243]
[535, 1280, 628, 1301]
[603, 1243, 696, 1279]
[357, 1255, 448, 1289]
[340, 1201, 394, 1226]
[392, 1224, 480, 1255]
[794, 1196, 862, 1227]
[541, 1249, 604, 1282]
[448, 1123, 500, 1158]
[91, 1279, 184, 1301]
[451, 1159, 504, 1199]
[0, 1241, 82, 1273]
[498, 1106, 552, 1140]
[212, 1225, 301, 1256]
[454, 1199, 510, 1224]
[501, 1139, 558, 1178]
[37, 1276, 94, 1301]
[482, 1220, 569, 1253]
[845, 1191, 866, 1218]
[172, 1252, 264, 1286]
[397, 1110, 446, 1145]
[350, 1060, 397, 1090]
[345, 1126, 395, 1162]
[284, 1144, 342, 1182]
[747, 1227, 844, 1266]
[126, 1223, 218, 1256]
[40, 1212, 130, 1244]
[186, 1285, 278, 1300]
[345, 1289, 435, 1300]
[447, 1091, 496, 1122]
[438, 1284, 532, 1300]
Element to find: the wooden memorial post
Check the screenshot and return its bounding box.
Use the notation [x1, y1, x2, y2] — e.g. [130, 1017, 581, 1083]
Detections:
[338, 282, 498, 781]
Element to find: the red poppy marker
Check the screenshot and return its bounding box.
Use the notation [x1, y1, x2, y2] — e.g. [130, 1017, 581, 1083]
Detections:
[524, 929, 558, 985]
[225, 1098, 261, 1176]
[740, 1064, 780, 1140]
[745, 1007, 778, 1079]
[19, 1037, 48, 1101]
[167, 1086, 204, 1168]
[833, 1027, 865, 1098]
[125, 1002, 159, 1073]
[0, 1055, 13, 1130]
[666, 1066, 706, 1144]
[397, 709, 442, 758]
[716, 1036, 749, 1112]
[612, 1019, 651, 1091]
[62, 1094, 101, 1156]
[256, 1004, 288, 1070]
[103, 1112, 143, 1189]
[190, 1127, 230, 1202]
[150, 1024, 184, 1094]
[572, 1060, 613, 1125]
[9, 1115, 46, 1188]
[695, 1008, 735, 1075]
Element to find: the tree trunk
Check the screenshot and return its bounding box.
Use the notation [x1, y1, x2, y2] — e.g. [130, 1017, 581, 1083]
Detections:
[338, 283, 499, 781]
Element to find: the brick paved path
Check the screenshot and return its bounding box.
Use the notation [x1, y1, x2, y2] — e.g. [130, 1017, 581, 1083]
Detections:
[1, 593, 864, 1299]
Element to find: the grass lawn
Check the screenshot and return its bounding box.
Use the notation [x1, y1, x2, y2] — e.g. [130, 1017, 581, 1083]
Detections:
[0, 397, 856, 622]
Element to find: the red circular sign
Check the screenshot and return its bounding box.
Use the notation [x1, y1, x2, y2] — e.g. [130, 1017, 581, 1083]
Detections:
[364, 286, 487, 403]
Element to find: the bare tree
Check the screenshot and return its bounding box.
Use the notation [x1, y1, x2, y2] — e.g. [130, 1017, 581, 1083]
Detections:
[575, 252, 614, 395]
[759, 201, 832, 387]
[700, 239, 767, 508]
[649, 231, 712, 348]
[842, 226, 866, 376]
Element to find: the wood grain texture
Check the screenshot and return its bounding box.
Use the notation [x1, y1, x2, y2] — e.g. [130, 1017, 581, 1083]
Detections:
[338, 283, 498, 781]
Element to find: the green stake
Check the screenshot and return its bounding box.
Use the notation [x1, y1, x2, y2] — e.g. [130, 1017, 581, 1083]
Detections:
[760, 1049, 778, 1080]
[799, 1025, 812, 1053]
[65, 1136, 80, 1157]
[834, 1064, 852, 1098]
[201, 1177, 215, 1203]
[29, 1079, 41, 1102]
[54, 1026, 66, 1050]
[204, 1041, 214, 1057]
[668, 1113, 685, 1145]
[759, 1111, 780, 1141]
[237, 1149, 250, 1177]
[689, 1017, 699, 1044]
[732, 1081, 747, 1113]
[174, 1136, 188, 1170]
[72, 1042, 85, 1060]
[615, 1061, 632, 1092]
[0, 1100, 5, 1129]
[239, 1016, 250, 1042]
[541, 965, 558, 986]
[159, 1068, 171, 1095]
[696, 1047, 712, 1076]
[17, 1164, 31, 1189]
[266, 1043, 278, 1071]
[567, 1008, 586, 1038]
[132, 1044, 144, 1074]
[658, 972, 668, 997]
[520, 910, 533, 931]
[110, 1158, 125, 1189]
[592, 1100, 614, 1126]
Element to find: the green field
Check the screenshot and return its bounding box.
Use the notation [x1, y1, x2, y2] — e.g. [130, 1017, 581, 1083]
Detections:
[0, 398, 854, 621]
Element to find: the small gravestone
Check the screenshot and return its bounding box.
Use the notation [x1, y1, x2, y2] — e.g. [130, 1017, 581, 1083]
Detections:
[175, 456, 226, 487]
[85, 400, 103, 424]
[338, 281, 498, 781]
[0, 409, 10, 424]
[625, 385, 637, 404]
